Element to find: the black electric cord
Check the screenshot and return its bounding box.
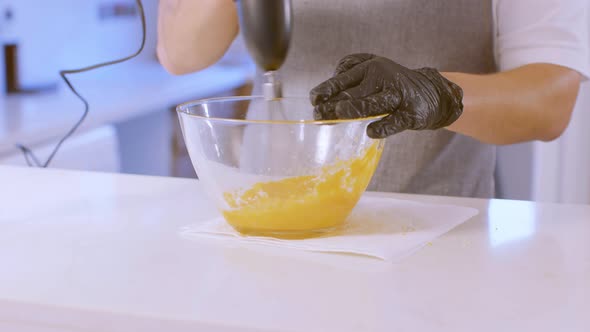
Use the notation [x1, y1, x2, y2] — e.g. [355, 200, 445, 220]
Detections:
[16, 0, 146, 168]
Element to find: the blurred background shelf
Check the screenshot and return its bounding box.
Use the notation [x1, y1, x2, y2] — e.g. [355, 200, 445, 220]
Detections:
[0, 62, 254, 175]
[0, 0, 254, 177]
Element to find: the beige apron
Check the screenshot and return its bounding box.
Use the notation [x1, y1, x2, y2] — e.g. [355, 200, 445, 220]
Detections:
[252, 0, 497, 197]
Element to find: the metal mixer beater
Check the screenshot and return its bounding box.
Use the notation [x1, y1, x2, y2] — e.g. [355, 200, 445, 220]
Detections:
[236, 0, 293, 100]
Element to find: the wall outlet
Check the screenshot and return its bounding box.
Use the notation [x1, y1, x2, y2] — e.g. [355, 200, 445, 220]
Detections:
[98, 1, 137, 20]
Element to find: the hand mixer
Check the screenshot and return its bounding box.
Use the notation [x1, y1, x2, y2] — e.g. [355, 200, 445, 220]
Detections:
[236, 0, 293, 100]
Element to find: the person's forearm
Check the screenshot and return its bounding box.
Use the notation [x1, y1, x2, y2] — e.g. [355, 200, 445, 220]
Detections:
[157, 0, 239, 75]
[444, 64, 581, 145]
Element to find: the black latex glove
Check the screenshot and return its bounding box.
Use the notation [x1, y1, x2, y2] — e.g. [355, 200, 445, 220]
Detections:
[310, 54, 464, 139]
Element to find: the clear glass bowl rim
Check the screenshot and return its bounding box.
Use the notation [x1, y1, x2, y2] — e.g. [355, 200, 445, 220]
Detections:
[176, 95, 386, 125]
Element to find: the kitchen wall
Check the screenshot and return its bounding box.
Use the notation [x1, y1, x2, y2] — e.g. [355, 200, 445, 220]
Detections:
[0, 31, 4, 94]
[1, 0, 158, 88]
[0, 0, 10, 94]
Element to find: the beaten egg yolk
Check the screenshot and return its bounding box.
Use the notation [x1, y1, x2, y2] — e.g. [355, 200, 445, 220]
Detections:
[222, 142, 383, 238]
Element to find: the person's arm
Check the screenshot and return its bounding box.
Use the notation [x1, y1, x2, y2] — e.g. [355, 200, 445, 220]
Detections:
[310, 55, 582, 144]
[444, 64, 581, 145]
[157, 0, 239, 75]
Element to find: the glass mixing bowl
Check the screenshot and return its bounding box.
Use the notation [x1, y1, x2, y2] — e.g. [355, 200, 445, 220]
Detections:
[177, 96, 385, 239]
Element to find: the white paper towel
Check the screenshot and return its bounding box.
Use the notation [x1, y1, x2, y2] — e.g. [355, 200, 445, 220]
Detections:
[180, 196, 479, 261]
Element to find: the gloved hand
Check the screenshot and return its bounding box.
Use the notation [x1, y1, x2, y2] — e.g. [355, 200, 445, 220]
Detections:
[310, 53, 464, 139]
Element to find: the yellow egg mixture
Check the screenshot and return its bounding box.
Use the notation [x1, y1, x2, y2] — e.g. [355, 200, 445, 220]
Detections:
[222, 142, 383, 238]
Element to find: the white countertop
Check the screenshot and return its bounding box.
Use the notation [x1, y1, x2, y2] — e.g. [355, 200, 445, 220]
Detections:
[0, 166, 589, 332]
[0, 62, 254, 156]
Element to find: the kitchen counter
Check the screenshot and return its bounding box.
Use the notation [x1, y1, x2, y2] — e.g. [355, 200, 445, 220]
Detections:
[0, 166, 589, 332]
[0, 62, 254, 157]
